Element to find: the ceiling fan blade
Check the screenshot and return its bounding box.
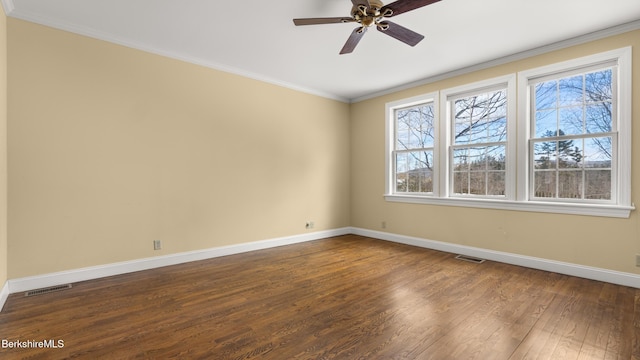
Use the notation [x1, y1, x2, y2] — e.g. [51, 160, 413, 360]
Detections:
[377, 21, 424, 46]
[293, 17, 355, 26]
[340, 27, 367, 54]
[380, 0, 441, 17]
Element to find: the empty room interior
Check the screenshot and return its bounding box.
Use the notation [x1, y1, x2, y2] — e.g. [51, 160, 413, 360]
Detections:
[1, 0, 640, 358]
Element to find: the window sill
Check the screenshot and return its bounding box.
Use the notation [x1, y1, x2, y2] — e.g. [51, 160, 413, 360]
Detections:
[384, 194, 634, 218]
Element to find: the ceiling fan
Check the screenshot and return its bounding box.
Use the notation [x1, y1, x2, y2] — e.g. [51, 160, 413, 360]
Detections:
[293, 0, 441, 54]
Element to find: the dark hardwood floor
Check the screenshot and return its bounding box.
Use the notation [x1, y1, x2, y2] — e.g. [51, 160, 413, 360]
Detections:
[0, 235, 639, 359]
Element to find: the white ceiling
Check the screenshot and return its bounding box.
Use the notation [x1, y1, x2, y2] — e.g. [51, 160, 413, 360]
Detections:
[4, 0, 640, 102]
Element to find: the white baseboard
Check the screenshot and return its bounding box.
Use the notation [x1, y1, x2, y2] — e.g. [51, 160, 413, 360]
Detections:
[5, 226, 639, 300]
[7, 227, 351, 294]
[0, 281, 9, 311]
[351, 227, 640, 289]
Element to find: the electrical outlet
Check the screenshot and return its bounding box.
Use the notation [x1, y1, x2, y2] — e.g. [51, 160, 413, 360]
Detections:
[381, 221, 387, 229]
[636, 254, 640, 267]
[153, 240, 162, 251]
[305, 221, 314, 229]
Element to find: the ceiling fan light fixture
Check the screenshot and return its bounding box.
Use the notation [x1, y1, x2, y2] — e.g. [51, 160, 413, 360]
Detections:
[376, 22, 390, 31]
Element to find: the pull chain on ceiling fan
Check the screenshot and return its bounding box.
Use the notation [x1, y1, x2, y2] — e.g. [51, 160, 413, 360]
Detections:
[293, 0, 441, 54]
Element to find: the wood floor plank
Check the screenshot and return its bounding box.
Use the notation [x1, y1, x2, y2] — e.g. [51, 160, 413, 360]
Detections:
[0, 235, 639, 359]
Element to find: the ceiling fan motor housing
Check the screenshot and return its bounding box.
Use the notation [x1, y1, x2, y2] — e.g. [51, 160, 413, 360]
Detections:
[351, 0, 387, 27]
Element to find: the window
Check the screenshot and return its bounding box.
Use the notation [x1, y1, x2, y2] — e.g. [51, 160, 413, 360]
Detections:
[393, 100, 436, 194]
[529, 67, 615, 202]
[386, 93, 439, 196]
[449, 87, 510, 197]
[386, 76, 516, 201]
[385, 47, 633, 218]
[518, 47, 632, 216]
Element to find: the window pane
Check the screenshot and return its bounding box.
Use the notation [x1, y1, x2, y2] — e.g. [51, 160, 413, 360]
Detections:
[454, 121, 470, 144]
[534, 171, 556, 198]
[452, 145, 505, 196]
[453, 148, 469, 170]
[533, 136, 582, 168]
[558, 106, 583, 136]
[558, 170, 582, 199]
[395, 153, 407, 192]
[586, 103, 612, 134]
[458, 115, 508, 145]
[421, 122, 435, 148]
[557, 138, 582, 169]
[396, 151, 433, 193]
[407, 132, 422, 148]
[487, 117, 507, 142]
[533, 139, 557, 169]
[469, 171, 486, 195]
[452, 147, 471, 194]
[535, 81, 557, 111]
[484, 90, 508, 119]
[455, 98, 473, 122]
[396, 104, 435, 150]
[453, 171, 469, 195]
[558, 138, 582, 169]
[459, 92, 502, 122]
[409, 151, 433, 193]
[466, 147, 485, 171]
[535, 69, 614, 141]
[407, 171, 430, 193]
[534, 110, 557, 138]
[585, 170, 611, 200]
[396, 127, 409, 150]
[584, 137, 612, 168]
[558, 75, 583, 106]
[396, 172, 407, 192]
[467, 120, 489, 144]
[407, 117, 422, 148]
[585, 69, 612, 103]
[487, 172, 505, 196]
[453, 89, 507, 145]
[532, 135, 612, 201]
[487, 145, 506, 170]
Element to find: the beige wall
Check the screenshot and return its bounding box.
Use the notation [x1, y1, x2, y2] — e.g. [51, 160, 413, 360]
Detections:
[351, 29, 640, 274]
[4, 17, 640, 281]
[7, 19, 351, 278]
[0, 10, 7, 287]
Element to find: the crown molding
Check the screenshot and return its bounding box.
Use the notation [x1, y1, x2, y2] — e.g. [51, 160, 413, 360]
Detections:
[351, 19, 640, 103]
[0, 0, 14, 15]
[5, 8, 351, 103]
[3, 1, 638, 103]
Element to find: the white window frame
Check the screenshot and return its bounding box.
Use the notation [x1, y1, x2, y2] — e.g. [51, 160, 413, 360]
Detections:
[517, 47, 633, 217]
[385, 76, 517, 209]
[441, 76, 517, 200]
[385, 92, 440, 197]
[385, 47, 633, 218]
